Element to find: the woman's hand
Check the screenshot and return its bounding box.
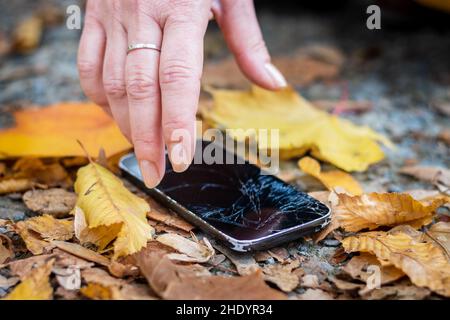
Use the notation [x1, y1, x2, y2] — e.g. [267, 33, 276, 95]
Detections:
[77, 0, 287, 187]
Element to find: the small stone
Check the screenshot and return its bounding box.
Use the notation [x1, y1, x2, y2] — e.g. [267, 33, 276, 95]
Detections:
[322, 239, 341, 247]
[22, 188, 76, 217]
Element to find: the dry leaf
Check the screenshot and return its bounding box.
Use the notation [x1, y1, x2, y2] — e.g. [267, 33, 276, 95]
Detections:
[80, 283, 112, 300]
[301, 274, 320, 288]
[360, 281, 431, 300]
[52, 241, 110, 267]
[136, 249, 284, 300]
[11, 158, 72, 188]
[74, 163, 153, 259]
[342, 230, 450, 297]
[0, 235, 14, 264]
[296, 288, 334, 300]
[342, 253, 404, 285]
[12, 15, 43, 54]
[146, 198, 194, 232]
[6, 254, 55, 279]
[201, 86, 392, 172]
[0, 275, 19, 291]
[15, 215, 74, 255]
[0, 178, 37, 195]
[212, 243, 260, 275]
[426, 222, 450, 260]
[23, 188, 76, 217]
[400, 165, 450, 189]
[298, 157, 363, 195]
[53, 266, 81, 290]
[263, 260, 300, 292]
[0, 103, 130, 159]
[156, 233, 214, 263]
[335, 192, 445, 232]
[3, 259, 54, 300]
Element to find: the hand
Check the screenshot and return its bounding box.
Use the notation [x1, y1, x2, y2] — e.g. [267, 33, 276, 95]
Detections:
[77, 0, 287, 187]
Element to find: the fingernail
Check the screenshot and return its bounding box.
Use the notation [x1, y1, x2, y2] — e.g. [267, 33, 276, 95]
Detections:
[168, 142, 190, 173]
[264, 63, 287, 88]
[139, 160, 160, 188]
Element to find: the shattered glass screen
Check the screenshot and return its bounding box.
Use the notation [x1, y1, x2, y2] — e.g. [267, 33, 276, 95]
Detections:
[157, 141, 330, 241]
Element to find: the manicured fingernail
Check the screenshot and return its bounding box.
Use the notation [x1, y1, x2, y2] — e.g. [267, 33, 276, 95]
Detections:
[139, 160, 160, 188]
[168, 142, 190, 173]
[265, 63, 287, 88]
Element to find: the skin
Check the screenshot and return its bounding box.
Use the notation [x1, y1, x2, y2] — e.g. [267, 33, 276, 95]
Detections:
[78, 0, 287, 188]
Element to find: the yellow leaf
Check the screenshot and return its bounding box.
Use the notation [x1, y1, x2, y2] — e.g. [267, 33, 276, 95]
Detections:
[74, 163, 153, 259]
[298, 157, 363, 195]
[426, 222, 450, 261]
[201, 86, 392, 172]
[335, 192, 445, 232]
[3, 259, 54, 300]
[0, 102, 131, 159]
[15, 215, 74, 255]
[80, 283, 112, 300]
[342, 230, 450, 297]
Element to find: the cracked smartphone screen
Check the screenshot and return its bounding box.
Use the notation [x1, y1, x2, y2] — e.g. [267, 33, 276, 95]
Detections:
[153, 141, 330, 241]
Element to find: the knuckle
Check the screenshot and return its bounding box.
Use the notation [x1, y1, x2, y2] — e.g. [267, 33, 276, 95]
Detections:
[103, 78, 127, 99]
[126, 66, 158, 100]
[247, 38, 267, 55]
[77, 60, 99, 79]
[160, 61, 197, 86]
[133, 135, 160, 155]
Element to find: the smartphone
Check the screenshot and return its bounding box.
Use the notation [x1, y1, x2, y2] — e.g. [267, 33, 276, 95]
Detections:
[119, 140, 331, 252]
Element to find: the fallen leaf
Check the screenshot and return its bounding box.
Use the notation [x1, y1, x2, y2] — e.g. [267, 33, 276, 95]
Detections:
[74, 162, 153, 259]
[23, 188, 76, 217]
[81, 268, 155, 300]
[212, 243, 260, 275]
[301, 274, 320, 289]
[146, 198, 194, 232]
[426, 222, 450, 260]
[3, 259, 53, 300]
[296, 288, 334, 300]
[5, 254, 55, 279]
[263, 260, 300, 292]
[299, 157, 363, 195]
[360, 281, 431, 300]
[11, 158, 72, 188]
[0, 234, 13, 264]
[0, 178, 37, 195]
[156, 233, 214, 263]
[53, 266, 81, 290]
[136, 249, 284, 300]
[342, 230, 450, 297]
[329, 276, 365, 291]
[15, 215, 74, 255]
[52, 241, 110, 267]
[342, 253, 404, 285]
[335, 192, 445, 232]
[12, 15, 43, 54]
[52, 248, 94, 270]
[201, 86, 392, 172]
[0, 103, 131, 159]
[400, 165, 450, 190]
[268, 247, 290, 263]
[0, 275, 19, 291]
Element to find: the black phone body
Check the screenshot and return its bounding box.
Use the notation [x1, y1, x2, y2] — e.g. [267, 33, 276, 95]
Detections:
[119, 140, 331, 252]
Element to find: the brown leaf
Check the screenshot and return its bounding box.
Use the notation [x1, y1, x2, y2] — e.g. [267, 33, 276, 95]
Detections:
[0, 178, 37, 195]
[342, 253, 405, 285]
[6, 254, 55, 279]
[335, 192, 445, 232]
[23, 188, 76, 217]
[147, 198, 194, 232]
[12, 158, 72, 188]
[342, 230, 450, 297]
[156, 233, 214, 263]
[136, 249, 285, 300]
[329, 277, 364, 291]
[15, 215, 73, 255]
[301, 274, 320, 289]
[267, 247, 290, 263]
[3, 259, 54, 300]
[262, 260, 300, 292]
[12, 15, 43, 54]
[212, 243, 260, 275]
[52, 241, 110, 267]
[400, 165, 450, 189]
[296, 288, 334, 300]
[360, 281, 431, 300]
[426, 222, 450, 260]
[0, 275, 19, 291]
[0, 234, 14, 264]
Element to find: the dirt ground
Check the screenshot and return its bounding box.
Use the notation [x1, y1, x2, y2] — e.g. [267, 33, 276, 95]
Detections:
[0, 0, 449, 299]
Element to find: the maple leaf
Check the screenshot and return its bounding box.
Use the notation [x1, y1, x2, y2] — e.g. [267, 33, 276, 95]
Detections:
[298, 156, 363, 195]
[3, 259, 54, 300]
[74, 162, 154, 259]
[201, 86, 392, 172]
[0, 102, 131, 159]
[335, 192, 445, 232]
[342, 230, 450, 297]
